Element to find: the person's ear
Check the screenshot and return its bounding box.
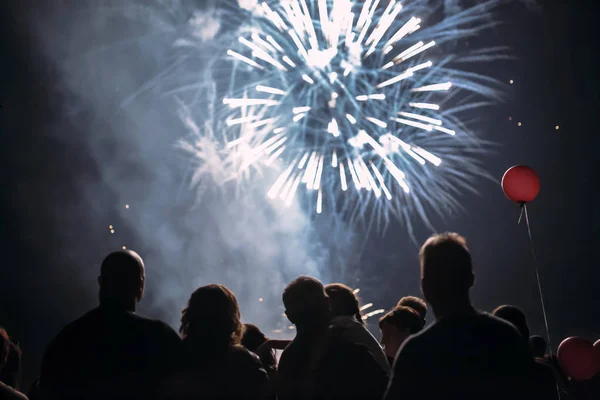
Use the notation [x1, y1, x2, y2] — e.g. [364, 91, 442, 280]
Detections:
[137, 276, 145, 302]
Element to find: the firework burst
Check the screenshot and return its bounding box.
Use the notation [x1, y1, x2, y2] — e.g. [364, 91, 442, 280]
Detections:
[222, 0, 503, 230]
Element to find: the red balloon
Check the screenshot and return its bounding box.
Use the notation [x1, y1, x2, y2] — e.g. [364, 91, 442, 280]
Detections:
[558, 337, 597, 381]
[501, 165, 540, 203]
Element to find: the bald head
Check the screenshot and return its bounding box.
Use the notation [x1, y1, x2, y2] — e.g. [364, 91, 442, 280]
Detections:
[99, 250, 145, 307]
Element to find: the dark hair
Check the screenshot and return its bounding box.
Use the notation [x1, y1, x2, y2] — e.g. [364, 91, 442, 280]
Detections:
[397, 296, 427, 320]
[529, 335, 547, 358]
[180, 284, 242, 348]
[420, 233, 472, 291]
[241, 324, 276, 369]
[492, 305, 530, 339]
[99, 250, 144, 301]
[325, 283, 363, 325]
[379, 306, 422, 334]
[282, 276, 328, 326]
[241, 324, 268, 352]
[0, 328, 9, 369]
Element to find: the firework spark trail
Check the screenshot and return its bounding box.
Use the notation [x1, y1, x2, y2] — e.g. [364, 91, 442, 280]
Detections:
[220, 0, 504, 229]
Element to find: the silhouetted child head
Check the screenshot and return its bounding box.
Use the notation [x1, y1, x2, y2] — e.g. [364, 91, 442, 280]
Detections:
[325, 283, 363, 325]
[379, 306, 422, 360]
[492, 305, 530, 339]
[180, 284, 242, 348]
[242, 324, 276, 369]
[283, 276, 330, 330]
[397, 296, 427, 329]
[98, 250, 145, 306]
[420, 233, 473, 309]
[529, 335, 547, 358]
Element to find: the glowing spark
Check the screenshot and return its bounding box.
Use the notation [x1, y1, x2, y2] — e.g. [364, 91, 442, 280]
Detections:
[412, 147, 442, 166]
[370, 162, 392, 200]
[434, 126, 456, 135]
[353, 288, 360, 295]
[340, 163, 348, 191]
[223, 98, 280, 107]
[360, 303, 374, 311]
[302, 74, 315, 84]
[332, 151, 338, 167]
[411, 82, 453, 92]
[392, 117, 433, 131]
[366, 117, 388, 128]
[227, 50, 264, 69]
[346, 114, 357, 124]
[356, 94, 385, 101]
[328, 118, 340, 137]
[399, 112, 442, 126]
[316, 188, 323, 214]
[376, 71, 413, 88]
[226, 115, 260, 126]
[293, 106, 311, 114]
[409, 102, 440, 110]
[256, 85, 287, 95]
[293, 113, 306, 122]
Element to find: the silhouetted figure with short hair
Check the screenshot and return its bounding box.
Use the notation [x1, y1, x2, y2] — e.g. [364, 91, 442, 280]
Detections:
[0, 328, 27, 400]
[529, 335, 547, 359]
[161, 285, 268, 399]
[384, 233, 534, 400]
[39, 250, 182, 400]
[278, 277, 387, 400]
[325, 283, 390, 373]
[379, 306, 422, 366]
[493, 305, 560, 400]
[397, 296, 427, 329]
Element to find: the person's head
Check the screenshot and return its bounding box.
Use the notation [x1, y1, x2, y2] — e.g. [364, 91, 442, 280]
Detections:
[379, 306, 422, 359]
[180, 284, 242, 348]
[241, 324, 276, 369]
[283, 276, 330, 330]
[420, 233, 474, 311]
[325, 283, 363, 325]
[529, 335, 547, 358]
[241, 324, 268, 352]
[397, 296, 427, 329]
[0, 328, 10, 374]
[492, 305, 530, 339]
[98, 250, 145, 309]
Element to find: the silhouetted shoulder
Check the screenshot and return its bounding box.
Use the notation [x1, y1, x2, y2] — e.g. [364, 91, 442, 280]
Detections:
[228, 345, 265, 369]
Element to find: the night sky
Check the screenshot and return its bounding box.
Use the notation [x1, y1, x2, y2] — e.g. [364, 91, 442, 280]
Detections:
[2, 0, 599, 389]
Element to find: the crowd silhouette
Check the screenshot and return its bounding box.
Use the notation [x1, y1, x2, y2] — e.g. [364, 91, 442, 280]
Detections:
[1, 232, 598, 399]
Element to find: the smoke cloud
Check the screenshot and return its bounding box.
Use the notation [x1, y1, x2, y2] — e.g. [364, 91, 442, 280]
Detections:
[28, 0, 355, 335]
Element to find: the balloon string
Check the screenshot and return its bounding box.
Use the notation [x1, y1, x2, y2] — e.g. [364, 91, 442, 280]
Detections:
[522, 204, 553, 356]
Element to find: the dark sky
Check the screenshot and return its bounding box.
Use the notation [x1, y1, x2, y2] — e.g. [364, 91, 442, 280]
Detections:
[2, 0, 599, 389]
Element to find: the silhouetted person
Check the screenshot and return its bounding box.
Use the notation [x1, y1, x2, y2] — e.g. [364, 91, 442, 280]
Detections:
[0, 328, 27, 400]
[278, 277, 387, 400]
[39, 250, 182, 400]
[378, 306, 422, 366]
[325, 283, 389, 373]
[242, 324, 277, 372]
[529, 335, 547, 359]
[397, 296, 428, 330]
[0, 340, 21, 391]
[384, 233, 534, 400]
[493, 305, 560, 399]
[161, 285, 268, 399]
